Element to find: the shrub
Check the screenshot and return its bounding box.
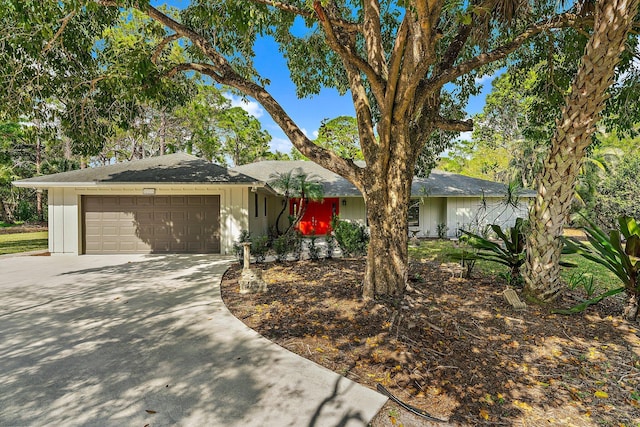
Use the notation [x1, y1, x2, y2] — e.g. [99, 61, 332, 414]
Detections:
[273, 234, 290, 262]
[459, 218, 528, 286]
[325, 233, 336, 259]
[561, 216, 640, 320]
[233, 230, 252, 263]
[290, 230, 303, 261]
[331, 217, 369, 257]
[273, 231, 303, 262]
[233, 231, 269, 264]
[436, 223, 448, 239]
[251, 235, 269, 263]
[307, 231, 321, 261]
[15, 200, 36, 222]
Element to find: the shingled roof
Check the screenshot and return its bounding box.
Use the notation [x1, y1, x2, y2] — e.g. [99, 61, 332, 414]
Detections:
[232, 161, 536, 198]
[14, 154, 536, 198]
[14, 153, 262, 187]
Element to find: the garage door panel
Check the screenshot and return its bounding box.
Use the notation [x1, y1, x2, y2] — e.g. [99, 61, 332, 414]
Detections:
[171, 211, 186, 221]
[171, 196, 186, 206]
[153, 196, 170, 206]
[83, 195, 220, 254]
[136, 197, 152, 207]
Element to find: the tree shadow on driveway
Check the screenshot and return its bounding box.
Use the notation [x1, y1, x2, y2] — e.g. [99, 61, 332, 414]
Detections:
[0, 255, 384, 426]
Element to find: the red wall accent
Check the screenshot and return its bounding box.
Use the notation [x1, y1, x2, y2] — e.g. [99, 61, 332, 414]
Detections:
[289, 198, 339, 235]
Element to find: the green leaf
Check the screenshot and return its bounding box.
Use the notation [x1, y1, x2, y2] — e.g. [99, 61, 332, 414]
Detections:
[552, 287, 625, 314]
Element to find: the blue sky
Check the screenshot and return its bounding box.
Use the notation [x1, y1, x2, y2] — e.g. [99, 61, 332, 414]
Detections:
[157, 1, 495, 154]
[235, 35, 496, 153]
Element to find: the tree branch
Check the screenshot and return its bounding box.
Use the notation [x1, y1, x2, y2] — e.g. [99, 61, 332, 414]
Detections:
[363, 0, 387, 78]
[313, 2, 386, 103]
[135, 4, 364, 188]
[42, 11, 76, 54]
[151, 34, 181, 64]
[249, 0, 361, 33]
[422, 12, 580, 96]
[143, 5, 231, 76]
[435, 117, 473, 132]
[378, 16, 409, 163]
[165, 62, 222, 79]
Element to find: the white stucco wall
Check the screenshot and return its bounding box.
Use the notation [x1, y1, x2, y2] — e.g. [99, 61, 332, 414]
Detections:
[46, 185, 249, 255]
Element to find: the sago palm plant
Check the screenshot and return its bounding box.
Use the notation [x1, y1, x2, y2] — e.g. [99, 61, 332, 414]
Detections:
[458, 218, 527, 285]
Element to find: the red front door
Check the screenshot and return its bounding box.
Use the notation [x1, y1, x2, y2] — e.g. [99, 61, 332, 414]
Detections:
[290, 198, 339, 235]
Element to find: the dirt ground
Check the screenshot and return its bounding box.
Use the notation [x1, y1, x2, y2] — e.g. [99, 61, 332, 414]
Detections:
[221, 258, 640, 426]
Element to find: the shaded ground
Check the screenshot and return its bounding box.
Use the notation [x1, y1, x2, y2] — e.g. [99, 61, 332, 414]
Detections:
[221, 258, 640, 426]
[0, 255, 383, 426]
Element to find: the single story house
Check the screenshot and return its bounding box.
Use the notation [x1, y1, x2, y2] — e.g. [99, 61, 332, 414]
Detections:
[232, 160, 535, 239]
[14, 153, 534, 255]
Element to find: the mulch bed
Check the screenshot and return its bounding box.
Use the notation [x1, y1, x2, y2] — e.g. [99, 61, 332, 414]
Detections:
[221, 258, 640, 426]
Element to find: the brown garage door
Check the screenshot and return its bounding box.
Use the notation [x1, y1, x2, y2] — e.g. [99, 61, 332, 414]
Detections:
[83, 195, 220, 254]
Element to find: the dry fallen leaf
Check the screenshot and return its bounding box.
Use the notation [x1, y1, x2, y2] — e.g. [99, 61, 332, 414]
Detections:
[145, 410, 157, 414]
[479, 408, 489, 420]
[513, 400, 533, 411]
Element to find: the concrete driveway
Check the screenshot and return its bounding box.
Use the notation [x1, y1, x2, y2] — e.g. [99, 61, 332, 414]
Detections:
[0, 255, 386, 426]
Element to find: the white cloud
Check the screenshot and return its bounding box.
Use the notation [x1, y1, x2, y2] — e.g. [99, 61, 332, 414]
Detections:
[312, 130, 319, 139]
[474, 74, 494, 85]
[270, 137, 293, 153]
[301, 128, 309, 137]
[223, 93, 265, 118]
[459, 131, 473, 141]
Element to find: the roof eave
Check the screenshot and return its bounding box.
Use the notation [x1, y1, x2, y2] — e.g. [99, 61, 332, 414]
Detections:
[13, 181, 270, 189]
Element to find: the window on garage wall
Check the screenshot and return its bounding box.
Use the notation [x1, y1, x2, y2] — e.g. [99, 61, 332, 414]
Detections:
[254, 192, 258, 217]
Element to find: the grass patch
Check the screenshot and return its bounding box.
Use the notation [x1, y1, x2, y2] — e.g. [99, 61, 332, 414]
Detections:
[559, 253, 619, 291]
[0, 231, 48, 255]
[409, 239, 504, 277]
[409, 238, 619, 290]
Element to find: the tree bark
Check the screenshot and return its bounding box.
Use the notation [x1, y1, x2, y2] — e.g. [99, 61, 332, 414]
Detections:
[624, 290, 639, 321]
[524, 0, 639, 302]
[363, 197, 410, 298]
[1, 199, 15, 224]
[362, 127, 415, 298]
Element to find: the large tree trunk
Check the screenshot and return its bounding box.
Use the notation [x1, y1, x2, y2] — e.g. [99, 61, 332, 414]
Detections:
[363, 194, 410, 298]
[524, 0, 639, 302]
[362, 129, 415, 298]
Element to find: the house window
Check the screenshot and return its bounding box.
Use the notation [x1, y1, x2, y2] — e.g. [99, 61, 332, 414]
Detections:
[264, 197, 267, 217]
[254, 193, 258, 217]
[408, 201, 419, 227]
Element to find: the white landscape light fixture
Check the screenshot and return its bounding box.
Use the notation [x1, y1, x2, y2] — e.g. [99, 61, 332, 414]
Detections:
[142, 188, 156, 195]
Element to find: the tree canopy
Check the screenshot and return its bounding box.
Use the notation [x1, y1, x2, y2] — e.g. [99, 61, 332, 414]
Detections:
[3, 0, 639, 297]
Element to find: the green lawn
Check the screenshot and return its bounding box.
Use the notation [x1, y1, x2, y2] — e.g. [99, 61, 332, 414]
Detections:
[0, 231, 48, 255]
[409, 238, 619, 291]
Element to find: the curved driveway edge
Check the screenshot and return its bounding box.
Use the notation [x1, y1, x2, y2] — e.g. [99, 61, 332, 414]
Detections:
[0, 255, 387, 427]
